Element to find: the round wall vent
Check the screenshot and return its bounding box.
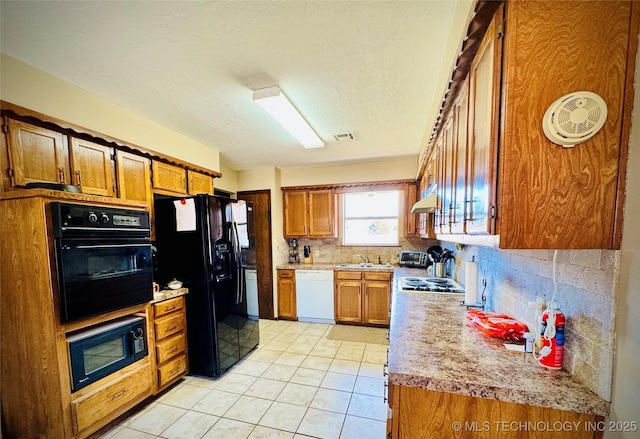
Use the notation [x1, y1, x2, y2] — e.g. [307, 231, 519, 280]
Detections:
[542, 91, 607, 147]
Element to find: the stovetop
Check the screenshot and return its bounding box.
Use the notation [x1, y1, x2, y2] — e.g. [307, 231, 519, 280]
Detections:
[398, 276, 464, 294]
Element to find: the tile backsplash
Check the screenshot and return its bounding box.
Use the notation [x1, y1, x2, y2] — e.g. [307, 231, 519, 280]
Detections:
[276, 236, 434, 266]
[456, 246, 618, 401]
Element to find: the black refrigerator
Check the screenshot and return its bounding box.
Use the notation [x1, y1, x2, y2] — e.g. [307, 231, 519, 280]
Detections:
[153, 194, 259, 377]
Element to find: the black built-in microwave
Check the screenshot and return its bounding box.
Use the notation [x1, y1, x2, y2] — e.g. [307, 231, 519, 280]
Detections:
[67, 316, 148, 391]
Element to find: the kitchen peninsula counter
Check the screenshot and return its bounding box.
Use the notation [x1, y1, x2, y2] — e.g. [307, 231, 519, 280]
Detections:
[388, 291, 610, 417]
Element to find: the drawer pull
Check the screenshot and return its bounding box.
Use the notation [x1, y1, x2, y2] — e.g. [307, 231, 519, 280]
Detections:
[166, 323, 178, 331]
[164, 305, 176, 312]
[170, 366, 184, 376]
[112, 389, 128, 400]
[167, 346, 178, 354]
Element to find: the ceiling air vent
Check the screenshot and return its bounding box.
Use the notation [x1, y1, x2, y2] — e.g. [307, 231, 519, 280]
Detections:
[333, 132, 356, 142]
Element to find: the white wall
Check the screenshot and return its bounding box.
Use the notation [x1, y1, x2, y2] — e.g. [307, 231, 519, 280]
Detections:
[0, 54, 220, 172]
[606, 32, 640, 438]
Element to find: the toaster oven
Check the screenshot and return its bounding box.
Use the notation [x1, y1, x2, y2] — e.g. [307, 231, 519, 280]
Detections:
[398, 250, 430, 268]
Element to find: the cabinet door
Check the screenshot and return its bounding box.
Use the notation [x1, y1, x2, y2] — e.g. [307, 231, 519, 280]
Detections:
[363, 281, 391, 325]
[451, 84, 469, 234]
[116, 150, 151, 203]
[308, 189, 334, 237]
[283, 191, 308, 236]
[441, 118, 455, 234]
[152, 161, 187, 194]
[5, 118, 70, 186]
[188, 170, 214, 195]
[277, 271, 297, 319]
[434, 136, 446, 233]
[466, 11, 502, 235]
[69, 138, 116, 196]
[335, 279, 362, 323]
[404, 182, 418, 236]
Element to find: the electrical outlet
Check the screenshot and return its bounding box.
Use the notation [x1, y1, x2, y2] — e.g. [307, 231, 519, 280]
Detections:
[314, 250, 320, 258]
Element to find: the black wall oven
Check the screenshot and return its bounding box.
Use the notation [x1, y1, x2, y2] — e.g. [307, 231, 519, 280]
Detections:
[51, 202, 153, 323]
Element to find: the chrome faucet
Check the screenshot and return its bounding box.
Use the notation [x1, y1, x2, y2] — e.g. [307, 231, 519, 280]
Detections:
[358, 255, 369, 263]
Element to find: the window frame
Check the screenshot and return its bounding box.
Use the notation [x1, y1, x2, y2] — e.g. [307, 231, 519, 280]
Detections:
[339, 187, 403, 247]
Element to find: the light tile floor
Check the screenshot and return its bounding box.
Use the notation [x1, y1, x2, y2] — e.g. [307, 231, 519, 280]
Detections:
[99, 319, 389, 439]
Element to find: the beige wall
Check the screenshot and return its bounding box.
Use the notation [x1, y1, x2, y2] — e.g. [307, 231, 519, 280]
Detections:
[0, 54, 220, 172]
[216, 163, 239, 194]
[606, 32, 640, 438]
[280, 156, 417, 187]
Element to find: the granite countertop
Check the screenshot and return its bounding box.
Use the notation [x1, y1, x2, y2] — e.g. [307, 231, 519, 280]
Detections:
[276, 262, 396, 272]
[152, 287, 188, 303]
[388, 291, 610, 417]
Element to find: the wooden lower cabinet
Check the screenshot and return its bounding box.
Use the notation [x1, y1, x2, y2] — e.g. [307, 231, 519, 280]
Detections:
[387, 384, 604, 439]
[152, 296, 188, 392]
[335, 271, 391, 326]
[71, 361, 153, 435]
[277, 269, 297, 320]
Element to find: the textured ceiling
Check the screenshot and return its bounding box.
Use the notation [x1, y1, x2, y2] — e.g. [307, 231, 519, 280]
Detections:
[0, 1, 470, 171]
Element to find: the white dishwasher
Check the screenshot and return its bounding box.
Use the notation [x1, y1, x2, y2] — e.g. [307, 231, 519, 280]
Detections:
[295, 270, 335, 324]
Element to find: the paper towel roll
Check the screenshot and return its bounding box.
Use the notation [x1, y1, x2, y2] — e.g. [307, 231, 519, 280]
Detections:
[465, 260, 478, 305]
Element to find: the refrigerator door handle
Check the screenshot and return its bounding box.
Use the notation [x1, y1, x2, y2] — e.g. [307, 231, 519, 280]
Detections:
[231, 221, 242, 304]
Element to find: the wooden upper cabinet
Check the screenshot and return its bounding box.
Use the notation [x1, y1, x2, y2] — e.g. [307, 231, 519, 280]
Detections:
[4, 118, 70, 187]
[284, 191, 308, 236]
[427, 1, 637, 249]
[466, 7, 501, 236]
[188, 170, 214, 195]
[283, 189, 335, 238]
[497, 0, 635, 249]
[69, 137, 116, 196]
[116, 150, 152, 204]
[152, 161, 187, 194]
[308, 189, 334, 236]
[404, 182, 418, 237]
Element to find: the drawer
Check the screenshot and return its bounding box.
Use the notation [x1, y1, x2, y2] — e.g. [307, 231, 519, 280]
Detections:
[158, 354, 188, 387]
[154, 296, 184, 318]
[278, 269, 295, 279]
[71, 362, 152, 434]
[364, 271, 392, 281]
[156, 333, 186, 363]
[335, 271, 362, 280]
[155, 312, 185, 340]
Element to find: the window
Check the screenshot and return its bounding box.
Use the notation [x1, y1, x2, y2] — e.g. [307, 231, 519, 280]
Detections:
[342, 190, 400, 245]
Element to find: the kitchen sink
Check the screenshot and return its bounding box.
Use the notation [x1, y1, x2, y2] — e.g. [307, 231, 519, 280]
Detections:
[336, 263, 390, 269]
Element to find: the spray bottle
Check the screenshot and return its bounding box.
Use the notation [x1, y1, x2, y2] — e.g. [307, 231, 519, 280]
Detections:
[538, 302, 565, 369]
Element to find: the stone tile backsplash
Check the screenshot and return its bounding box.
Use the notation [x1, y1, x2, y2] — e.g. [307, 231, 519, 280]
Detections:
[457, 246, 618, 401]
[278, 236, 434, 266]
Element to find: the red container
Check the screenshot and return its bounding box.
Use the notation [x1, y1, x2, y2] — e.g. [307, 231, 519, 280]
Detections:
[539, 304, 565, 369]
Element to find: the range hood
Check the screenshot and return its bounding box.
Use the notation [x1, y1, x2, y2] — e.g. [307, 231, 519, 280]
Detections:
[411, 184, 437, 213]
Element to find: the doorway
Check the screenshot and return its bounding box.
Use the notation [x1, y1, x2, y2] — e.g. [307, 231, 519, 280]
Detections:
[238, 190, 274, 319]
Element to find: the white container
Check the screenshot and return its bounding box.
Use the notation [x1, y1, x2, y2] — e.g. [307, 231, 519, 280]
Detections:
[524, 332, 535, 353]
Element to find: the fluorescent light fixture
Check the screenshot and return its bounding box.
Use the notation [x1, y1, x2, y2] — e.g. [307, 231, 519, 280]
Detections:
[253, 86, 324, 149]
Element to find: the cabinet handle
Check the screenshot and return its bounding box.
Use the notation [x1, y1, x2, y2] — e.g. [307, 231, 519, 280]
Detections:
[167, 323, 178, 331]
[164, 305, 176, 312]
[167, 346, 178, 354]
[112, 389, 128, 400]
[75, 171, 82, 188]
[170, 366, 183, 376]
[59, 167, 65, 183]
[383, 381, 389, 403]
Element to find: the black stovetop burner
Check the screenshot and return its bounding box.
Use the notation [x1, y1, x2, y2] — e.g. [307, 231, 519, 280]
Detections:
[398, 276, 464, 294]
